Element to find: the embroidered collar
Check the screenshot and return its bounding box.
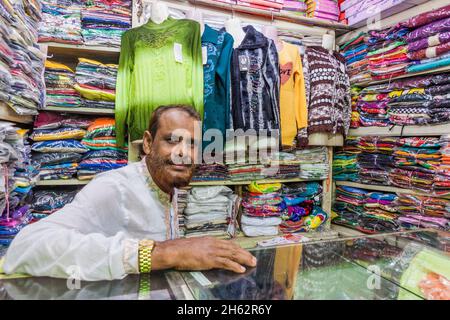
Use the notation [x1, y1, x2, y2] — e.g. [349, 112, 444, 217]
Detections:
[139, 157, 171, 206]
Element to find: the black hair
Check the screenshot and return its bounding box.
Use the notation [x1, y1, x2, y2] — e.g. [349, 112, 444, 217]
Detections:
[148, 105, 201, 138]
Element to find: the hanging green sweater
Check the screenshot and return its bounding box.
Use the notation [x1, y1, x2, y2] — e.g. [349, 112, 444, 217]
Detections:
[115, 17, 204, 147]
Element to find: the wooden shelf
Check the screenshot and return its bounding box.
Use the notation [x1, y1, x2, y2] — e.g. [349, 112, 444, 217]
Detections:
[0, 102, 34, 124]
[43, 107, 115, 115]
[348, 123, 450, 137]
[188, 0, 352, 32]
[42, 42, 120, 63]
[335, 181, 450, 199]
[354, 65, 450, 87]
[36, 179, 89, 186]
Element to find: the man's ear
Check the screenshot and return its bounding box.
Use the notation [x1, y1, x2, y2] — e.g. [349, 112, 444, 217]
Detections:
[142, 131, 153, 155]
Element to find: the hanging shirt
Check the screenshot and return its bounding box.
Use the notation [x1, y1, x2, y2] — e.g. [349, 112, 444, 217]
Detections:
[201, 24, 234, 144]
[231, 25, 281, 134]
[2, 157, 179, 281]
[278, 41, 307, 148]
[115, 17, 204, 147]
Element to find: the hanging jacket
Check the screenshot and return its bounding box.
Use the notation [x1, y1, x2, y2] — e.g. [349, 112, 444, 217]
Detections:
[230, 25, 280, 135]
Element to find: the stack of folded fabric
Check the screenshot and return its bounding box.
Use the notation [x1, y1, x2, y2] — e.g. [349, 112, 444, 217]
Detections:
[30, 189, 78, 222]
[191, 163, 229, 182]
[282, 0, 307, 16]
[306, 0, 339, 21]
[31, 112, 91, 180]
[79, 118, 127, 180]
[333, 149, 359, 181]
[80, 0, 132, 47]
[39, 0, 83, 45]
[176, 188, 190, 237]
[402, 5, 450, 74]
[237, 0, 284, 11]
[44, 61, 82, 109]
[240, 182, 283, 237]
[279, 182, 327, 233]
[389, 137, 442, 193]
[0, 0, 44, 116]
[357, 137, 396, 185]
[340, 32, 370, 85]
[366, 26, 410, 81]
[74, 58, 117, 110]
[264, 152, 301, 179]
[353, 72, 450, 126]
[182, 186, 239, 238]
[333, 186, 400, 234]
[295, 147, 329, 180]
[357, 90, 390, 127]
[349, 87, 361, 128]
[0, 121, 38, 246]
[436, 134, 450, 194]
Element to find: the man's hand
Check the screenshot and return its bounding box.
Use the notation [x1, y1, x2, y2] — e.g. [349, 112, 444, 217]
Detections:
[152, 237, 257, 273]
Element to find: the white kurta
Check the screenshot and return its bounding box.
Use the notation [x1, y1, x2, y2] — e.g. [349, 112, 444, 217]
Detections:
[3, 158, 178, 281]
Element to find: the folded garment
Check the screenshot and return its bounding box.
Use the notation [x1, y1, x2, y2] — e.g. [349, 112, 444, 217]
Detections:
[32, 139, 89, 153]
[30, 128, 86, 141]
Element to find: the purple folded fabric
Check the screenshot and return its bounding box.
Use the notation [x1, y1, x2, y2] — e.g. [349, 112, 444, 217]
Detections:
[401, 4, 450, 29]
[406, 17, 450, 42]
[407, 31, 450, 52]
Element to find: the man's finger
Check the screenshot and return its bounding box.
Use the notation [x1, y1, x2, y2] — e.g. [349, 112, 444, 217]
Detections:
[216, 248, 257, 268]
[215, 257, 246, 273]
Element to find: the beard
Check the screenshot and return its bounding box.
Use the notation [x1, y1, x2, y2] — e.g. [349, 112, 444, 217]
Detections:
[147, 149, 195, 188]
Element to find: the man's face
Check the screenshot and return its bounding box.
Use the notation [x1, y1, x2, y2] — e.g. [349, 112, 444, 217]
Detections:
[143, 109, 200, 190]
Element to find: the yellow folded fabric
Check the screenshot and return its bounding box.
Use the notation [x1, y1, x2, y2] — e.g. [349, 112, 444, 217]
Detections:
[45, 60, 74, 73]
[74, 84, 115, 101]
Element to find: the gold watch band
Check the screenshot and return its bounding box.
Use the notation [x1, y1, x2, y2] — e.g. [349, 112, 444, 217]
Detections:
[138, 240, 155, 274]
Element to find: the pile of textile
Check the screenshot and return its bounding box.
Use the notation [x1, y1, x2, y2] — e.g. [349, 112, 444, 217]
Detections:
[31, 112, 91, 180]
[39, 0, 83, 45]
[30, 188, 77, 222]
[306, 0, 339, 21]
[333, 186, 400, 234]
[176, 188, 189, 237]
[279, 182, 327, 233]
[340, 32, 370, 84]
[74, 58, 117, 110]
[191, 163, 229, 182]
[0, 121, 38, 246]
[402, 5, 450, 74]
[182, 186, 239, 238]
[0, 0, 44, 116]
[389, 137, 442, 193]
[396, 193, 450, 231]
[357, 137, 396, 185]
[236, 0, 284, 11]
[79, 118, 127, 180]
[44, 61, 81, 109]
[437, 134, 450, 193]
[264, 152, 302, 179]
[282, 0, 307, 16]
[333, 148, 359, 181]
[366, 26, 410, 81]
[80, 0, 132, 47]
[295, 147, 329, 180]
[349, 87, 361, 128]
[351, 73, 450, 127]
[240, 182, 283, 237]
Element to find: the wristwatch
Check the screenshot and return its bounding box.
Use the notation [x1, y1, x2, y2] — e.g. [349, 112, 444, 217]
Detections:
[138, 239, 155, 274]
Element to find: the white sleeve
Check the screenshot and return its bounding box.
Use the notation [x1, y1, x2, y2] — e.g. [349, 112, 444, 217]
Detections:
[2, 174, 140, 281]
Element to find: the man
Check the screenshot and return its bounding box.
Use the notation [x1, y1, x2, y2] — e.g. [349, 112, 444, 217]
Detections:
[3, 105, 256, 281]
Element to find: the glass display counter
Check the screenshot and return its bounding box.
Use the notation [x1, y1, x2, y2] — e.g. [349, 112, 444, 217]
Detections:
[0, 230, 448, 300]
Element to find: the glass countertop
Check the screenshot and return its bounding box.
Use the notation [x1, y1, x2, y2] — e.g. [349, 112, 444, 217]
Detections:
[1, 230, 448, 300]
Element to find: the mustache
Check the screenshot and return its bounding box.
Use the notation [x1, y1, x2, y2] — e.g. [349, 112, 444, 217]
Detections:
[164, 158, 194, 167]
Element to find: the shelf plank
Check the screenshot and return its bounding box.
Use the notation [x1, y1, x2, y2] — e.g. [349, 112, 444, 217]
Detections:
[0, 102, 34, 124]
[187, 0, 352, 31]
[42, 42, 120, 63]
[335, 181, 450, 199]
[43, 107, 115, 115]
[348, 124, 450, 137]
[36, 179, 89, 186]
[190, 177, 321, 186]
[354, 65, 450, 87]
